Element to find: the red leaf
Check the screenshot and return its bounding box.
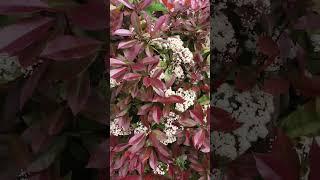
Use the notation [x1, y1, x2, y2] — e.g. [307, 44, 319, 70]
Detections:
[263, 77, 289, 95]
[139, 0, 152, 9]
[257, 35, 279, 56]
[0, 0, 49, 15]
[123, 73, 141, 81]
[142, 148, 152, 164]
[40, 35, 101, 61]
[189, 105, 205, 125]
[212, 107, 242, 132]
[67, 0, 106, 30]
[20, 61, 49, 109]
[124, 42, 143, 61]
[0, 17, 53, 55]
[120, 176, 142, 180]
[309, 139, 320, 180]
[137, 104, 153, 115]
[143, 77, 166, 90]
[66, 72, 90, 115]
[235, 69, 257, 91]
[193, 129, 205, 149]
[129, 133, 145, 146]
[110, 58, 126, 67]
[152, 106, 162, 124]
[149, 150, 158, 170]
[118, 40, 138, 49]
[110, 67, 128, 79]
[141, 56, 159, 65]
[86, 140, 108, 169]
[47, 108, 67, 136]
[254, 129, 300, 180]
[114, 29, 133, 36]
[131, 12, 141, 34]
[152, 95, 184, 104]
[153, 15, 168, 33]
[149, 132, 170, 157]
[112, 143, 130, 152]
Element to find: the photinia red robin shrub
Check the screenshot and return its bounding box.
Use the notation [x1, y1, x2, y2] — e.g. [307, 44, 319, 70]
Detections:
[109, 0, 210, 179]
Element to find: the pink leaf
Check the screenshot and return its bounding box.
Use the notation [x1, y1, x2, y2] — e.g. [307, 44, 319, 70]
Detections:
[110, 58, 126, 67]
[129, 133, 145, 146]
[110, 67, 128, 79]
[118, 40, 138, 49]
[149, 150, 158, 170]
[141, 56, 159, 65]
[114, 29, 133, 36]
[152, 106, 162, 124]
[123, 73, 141, 81]
[0, 17, 54, 55]
[193, 129, 205, 149]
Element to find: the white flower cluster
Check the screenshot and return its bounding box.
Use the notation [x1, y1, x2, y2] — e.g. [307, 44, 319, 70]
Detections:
[0, 54, 23, 84]
[212, 83, 274, 159]
[165, 88, 196, 112]
[110, 118, 132, 136]
[133, 121, 149, 135]
[153, 162, 169, 175]
[151, 36, 194, 66]
[212, 12, 237, 53]
[110, 78, 120, 88]
[160, 112, 180, 145]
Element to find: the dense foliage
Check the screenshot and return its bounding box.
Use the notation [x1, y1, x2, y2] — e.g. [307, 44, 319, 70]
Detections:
[109, 0, 210, 179]
[0, 0, 107, 179]
[212, 0, 320, 179]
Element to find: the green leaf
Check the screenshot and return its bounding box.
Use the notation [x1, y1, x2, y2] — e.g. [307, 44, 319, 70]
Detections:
[280, 103, 320, 138]
[145, 2, 168, 15]
[198, 95, 210, 105]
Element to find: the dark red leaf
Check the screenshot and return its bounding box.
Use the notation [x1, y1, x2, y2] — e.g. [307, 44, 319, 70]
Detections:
[263, 77, 289, 95]
[46, 108, 67, 136]
[86, 140, 108, 169]
[67, 0, 106, 30]
[152, 95, 184, 104]
[131, 12, 141, 34]
[112, 143, 129, 152]
[0, 17, 54, 55]
[0, 0, 49, 14]
[309, 139, 320, 180]
[212, 107, 242, 132]
[66, 72, 90, 115]
[40, 35, 101, 61]
[189, 105, 205, 125]
[257, 35, 279, 56]
[254, 129, 300, 180]
[149, 132, 170, 157]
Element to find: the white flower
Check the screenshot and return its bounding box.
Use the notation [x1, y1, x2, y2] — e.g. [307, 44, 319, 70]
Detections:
[153, 162, 169, 175]
[110, 78, 119, 88]
[173, 65, 184, 80]
[0, 53, 24, 83]
[212, 83, 274, 159]
[165, 88, 196, 112]
[134, 121, 149, 135]
[110, 118, 132, 136]
[160, 112, 180, 145]
[311, 34, 320, 52]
